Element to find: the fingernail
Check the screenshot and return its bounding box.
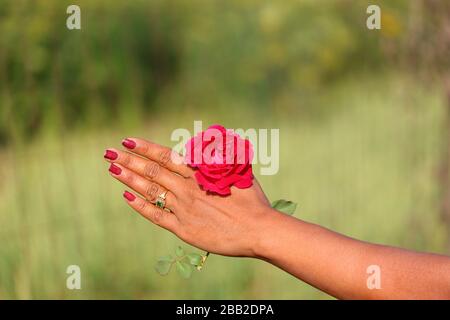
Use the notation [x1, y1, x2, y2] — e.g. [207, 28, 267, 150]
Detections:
[109, 163, 122, 175]
[123, 191, 136, 202]
[104, 149, 118, 160]
[122, 138, 136, 149]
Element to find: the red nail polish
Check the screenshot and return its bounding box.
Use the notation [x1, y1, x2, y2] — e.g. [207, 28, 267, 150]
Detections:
[123, 191, 136, 202]
[109, 163, 122, 175]
[104, 149, 118, 160]
[122, 138, 136, 149]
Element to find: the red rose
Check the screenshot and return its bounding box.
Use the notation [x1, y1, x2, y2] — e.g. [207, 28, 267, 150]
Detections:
[185, 125, 254, 195]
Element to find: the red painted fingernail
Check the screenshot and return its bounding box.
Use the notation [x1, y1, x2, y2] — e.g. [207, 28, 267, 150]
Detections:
[123, 191, 136, 202]
[104, 149, 118, 160]
[122, 138, 136, 149]
[109, 163, 122, 175]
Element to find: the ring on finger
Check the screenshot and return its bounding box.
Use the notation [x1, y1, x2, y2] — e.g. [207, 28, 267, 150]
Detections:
[155, 191, 168, 210]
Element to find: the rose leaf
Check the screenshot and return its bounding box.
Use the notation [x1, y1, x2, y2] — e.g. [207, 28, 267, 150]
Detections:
[176, 261, 193, 279]
[271, 199, 298, 215]
[186, 253, 203, 267]
[155, 256, 174, 275]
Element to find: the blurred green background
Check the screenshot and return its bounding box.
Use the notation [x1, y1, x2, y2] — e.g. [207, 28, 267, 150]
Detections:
[1, 0, 449, 299]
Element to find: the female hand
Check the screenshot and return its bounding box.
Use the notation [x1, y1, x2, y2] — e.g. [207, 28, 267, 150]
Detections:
[105, 137, 450, 299]
[104, 137, 274, 257]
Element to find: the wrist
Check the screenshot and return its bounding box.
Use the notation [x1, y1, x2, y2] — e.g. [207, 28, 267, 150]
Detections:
[249, 207, 288, 260]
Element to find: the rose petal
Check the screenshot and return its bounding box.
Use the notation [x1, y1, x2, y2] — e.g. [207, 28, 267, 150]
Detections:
[213, 185, 231, 196]
[234, 177, 253, 189]
[194, 171, 217, 190]
[215, 173, 241, 189]
[198, 165, 223, 179]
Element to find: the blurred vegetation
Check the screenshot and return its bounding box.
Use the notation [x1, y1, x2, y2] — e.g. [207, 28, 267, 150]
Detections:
[0, 0, 448, 299]
[0, 0, 182, 144]
[0, 0, 411, 145]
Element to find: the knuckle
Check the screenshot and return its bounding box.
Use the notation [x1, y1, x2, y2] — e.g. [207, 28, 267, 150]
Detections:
[121, 154, 132, 167]
[144, 162, 160, 180]
[136, 199, 147, 212]
[152, 207, 164, 224]
[124, 172, 134, 184]
[141, 142, 149, 155]
[145, 183, 160, 201]
[159, 149, 171, 167]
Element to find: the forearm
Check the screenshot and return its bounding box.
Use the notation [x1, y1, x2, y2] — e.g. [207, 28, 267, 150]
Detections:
[253, 208, 450, 299]
[107, 135, 449, 299]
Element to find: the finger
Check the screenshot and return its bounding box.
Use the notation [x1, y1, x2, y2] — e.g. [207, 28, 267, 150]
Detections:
[108, 163, 177, 211]
[123, 190, 179, 232]
[105, 149, 185, 195]
[121, 137, 193, 177]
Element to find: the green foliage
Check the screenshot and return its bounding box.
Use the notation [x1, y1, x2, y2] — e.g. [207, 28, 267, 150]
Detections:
[0, 0, 411, 145]
[186, 253, 203, 267]
[0, 74, 447, 299]
[176, 261, 193, 279]
[155, 246, 207, 278]
[0, 0, 445, 299]
[155, 256, 175, 276]
[0, 0, 182, 145]
[271, 199, 298, 216]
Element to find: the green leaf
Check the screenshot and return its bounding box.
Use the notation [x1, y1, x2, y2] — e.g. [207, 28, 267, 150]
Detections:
[186, 253, 203, 266]
[176, 261, 193, 279]
[155, 260, 173, 275]
[155, 255, 175, 275]
[271, 199, 298, 215]
[175, 246, 185, 257]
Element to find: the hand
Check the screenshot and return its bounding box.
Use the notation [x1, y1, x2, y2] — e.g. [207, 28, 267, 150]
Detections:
[104, 138, 274, 257]
[104, 138, 450, 299]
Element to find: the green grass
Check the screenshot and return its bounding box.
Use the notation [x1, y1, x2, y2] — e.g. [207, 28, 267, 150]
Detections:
[0, 74, 447, 299]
